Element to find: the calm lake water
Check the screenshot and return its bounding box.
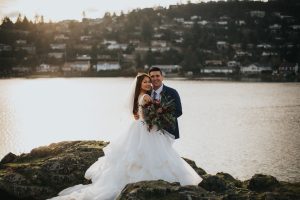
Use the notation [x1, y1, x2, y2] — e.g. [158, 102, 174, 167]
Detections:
[0, 78, 299, 182]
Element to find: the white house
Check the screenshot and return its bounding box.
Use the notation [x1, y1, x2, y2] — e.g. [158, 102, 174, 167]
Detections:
[175, 37, 184, 44]
[201, 66, 233, 74]
[197, 20, 209, 26]
[151, 47, 170, 52]
[227, 61, 240, 67]
[151, 40, 167, 47]
[107, 43, 128, 50]
[269, 24, 281, 30]
[129, 40, 140, 45]
[48, 52, 64, 59]
[262, 51, 278, 56]
[257, 43, 272, 49]
[74, 44, 92, 50]
[236, 20, 246, 26]
[50, 43, 66, 50]
[146, 65, 181, 74]
[80, 35, 92, 41]
[231, 43, 242, 50]
[15, 40, 27, 45]
[278, 62, 299, 74]
[63, 61, 90, 72]
[0, 44, 12, 52]
[76, 54, 91, 60]
[217, 21, 228, 25]
[291, 25, 300, 30]
[235, 51, 252, 57]
[36, 64, 60, 73]
[174, 31, 183, 36]
[102, 40, 117, 45]
[153, 33, 163, 39]
[94, 62, 120, 71]
[217, 41, 229, 50]
[250, 11, 265, 18]
[191, 15, 201, 20]
[84, 18, 103, 25]
[135, 46, 150, 52]
[183, 21, 194, 28]
[16, 45, 36, 54]
[54, 34, 69, 41]
[174, 18, 184, 23]
[240, 63, 272, 74]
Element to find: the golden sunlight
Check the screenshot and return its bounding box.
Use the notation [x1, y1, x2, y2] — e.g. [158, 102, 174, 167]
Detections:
[0, 0, 206, 22]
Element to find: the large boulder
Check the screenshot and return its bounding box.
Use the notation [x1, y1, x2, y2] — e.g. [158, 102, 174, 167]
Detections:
[199, 172, 242, 192]
[117, 180, 221, 200]
[247, 174, 280, 192]
[0, 140, 108, 200]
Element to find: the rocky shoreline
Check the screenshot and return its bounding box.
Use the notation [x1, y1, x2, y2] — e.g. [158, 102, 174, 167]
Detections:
[0, 141, 299, 200]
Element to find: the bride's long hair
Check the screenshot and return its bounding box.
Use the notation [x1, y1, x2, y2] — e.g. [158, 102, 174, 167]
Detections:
[133, 73, 151, 115]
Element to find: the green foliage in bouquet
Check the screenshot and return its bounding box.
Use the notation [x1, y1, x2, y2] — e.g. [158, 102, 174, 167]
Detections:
[142, 95, 176, 133]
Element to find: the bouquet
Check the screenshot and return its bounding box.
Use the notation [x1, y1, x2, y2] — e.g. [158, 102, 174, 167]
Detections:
[142, 95, 176, 133]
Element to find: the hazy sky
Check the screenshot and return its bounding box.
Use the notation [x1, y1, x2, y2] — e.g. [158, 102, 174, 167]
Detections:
[0, 0, 217, 22]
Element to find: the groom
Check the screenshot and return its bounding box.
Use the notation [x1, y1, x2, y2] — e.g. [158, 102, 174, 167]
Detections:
[148, 67, 182, 139]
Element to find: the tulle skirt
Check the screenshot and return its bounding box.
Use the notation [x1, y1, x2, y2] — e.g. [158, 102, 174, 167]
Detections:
[48, 120, 202, 200]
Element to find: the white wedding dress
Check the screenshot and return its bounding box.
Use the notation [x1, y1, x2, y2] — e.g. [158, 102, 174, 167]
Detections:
[49, 94, 202, 200]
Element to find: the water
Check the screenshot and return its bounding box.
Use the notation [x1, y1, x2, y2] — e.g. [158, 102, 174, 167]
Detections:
[0, 78, 299, 182]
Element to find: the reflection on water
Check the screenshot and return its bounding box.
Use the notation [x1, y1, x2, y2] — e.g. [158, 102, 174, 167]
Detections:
[0, 78, 299, 182]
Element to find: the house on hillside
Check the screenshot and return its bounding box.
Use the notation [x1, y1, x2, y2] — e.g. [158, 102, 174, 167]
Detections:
[201, 66, 233, 74]
[76, 54, 91, 60]
[63, 61, 90, 72]
[205, 60, 223, 66]
[48, 52, 64, 59]
[94, 62, 120, 71]
[240, 63, 272, 75]
[0, 44, 12, 52]
[36, 64, 60, 73]
[145, 65, 181, 75]
[217, 41, 229, 50]
[277, 62, 299, 74]
[50, 43, 66, 50]
[250, 11, 265, 18]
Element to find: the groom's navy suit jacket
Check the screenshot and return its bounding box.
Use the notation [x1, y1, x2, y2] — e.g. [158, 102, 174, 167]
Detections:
[160, 85, 182, 139]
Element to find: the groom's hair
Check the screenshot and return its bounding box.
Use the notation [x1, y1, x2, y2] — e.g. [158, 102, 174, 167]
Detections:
[148, 67, 162, 75]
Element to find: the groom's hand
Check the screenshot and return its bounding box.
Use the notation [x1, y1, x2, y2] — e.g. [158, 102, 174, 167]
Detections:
[134, 113, 139, 120]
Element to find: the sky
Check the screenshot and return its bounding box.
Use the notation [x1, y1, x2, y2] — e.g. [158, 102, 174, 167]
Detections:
[0, 0, 216, 22]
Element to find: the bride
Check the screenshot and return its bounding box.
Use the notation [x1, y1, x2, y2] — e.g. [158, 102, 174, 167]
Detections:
[49, 73, 202, 200]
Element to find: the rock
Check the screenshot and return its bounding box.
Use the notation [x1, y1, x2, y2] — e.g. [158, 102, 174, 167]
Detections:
[183, 158, 207, 176]
[117, 180, 221, 200]
[247, 174, 280, 192]
[198, 172, 241, 192]
[199, 174, 230, 192]
[0, 141, 299, 200]
[0, 152, 17, 164]
[0, 140, 108, 200]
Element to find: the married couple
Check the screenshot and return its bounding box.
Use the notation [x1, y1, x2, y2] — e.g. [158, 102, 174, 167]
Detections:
[49, 67, 202, 200]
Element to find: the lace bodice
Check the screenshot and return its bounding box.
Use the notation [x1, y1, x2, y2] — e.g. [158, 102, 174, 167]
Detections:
[137, 94, 149, 120]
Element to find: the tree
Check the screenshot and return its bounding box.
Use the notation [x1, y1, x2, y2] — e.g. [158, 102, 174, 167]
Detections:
[1, 17, 14, 29]
[145, 49, 155, 67]
[141, 20, 153, 43]
[135, 53, 144, 69]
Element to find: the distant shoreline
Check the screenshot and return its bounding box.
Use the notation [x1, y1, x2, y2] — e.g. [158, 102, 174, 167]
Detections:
[1, 75, 299, 83]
